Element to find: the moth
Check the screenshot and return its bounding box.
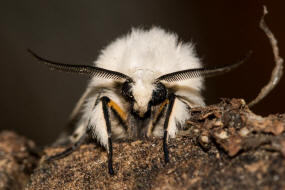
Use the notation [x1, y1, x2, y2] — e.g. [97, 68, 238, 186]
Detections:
[29, 27, 249, 175]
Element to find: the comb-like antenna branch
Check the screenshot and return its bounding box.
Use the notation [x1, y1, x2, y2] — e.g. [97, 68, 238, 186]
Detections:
[157, 51, 252, 83]
[28, 49, 132, 81]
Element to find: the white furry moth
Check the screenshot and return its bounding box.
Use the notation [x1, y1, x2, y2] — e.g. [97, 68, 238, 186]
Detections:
[29, 27, 250, 175]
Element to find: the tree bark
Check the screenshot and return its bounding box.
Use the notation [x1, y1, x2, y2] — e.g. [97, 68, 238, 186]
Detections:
[1, 99, 284, 189]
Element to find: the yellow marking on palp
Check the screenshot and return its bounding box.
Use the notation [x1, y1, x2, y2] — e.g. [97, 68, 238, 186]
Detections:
[153, 99, 169, 123]
[147, 99, 170, 137]
[108, 100, 127, 122]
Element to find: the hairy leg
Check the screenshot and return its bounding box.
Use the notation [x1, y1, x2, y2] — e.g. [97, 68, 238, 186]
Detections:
[101, 96, 115, 175]
[163, 94, 176, 163]
[99, 96, 127, 175]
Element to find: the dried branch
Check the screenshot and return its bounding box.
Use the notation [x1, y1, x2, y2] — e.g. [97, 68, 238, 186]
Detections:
[248, 6, 284, 107]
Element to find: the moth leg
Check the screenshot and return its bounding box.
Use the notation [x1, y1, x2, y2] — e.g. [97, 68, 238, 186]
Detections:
[45, 131, 88, 162]
[100, 96, 127, 175]
[163, 94, 176, 163]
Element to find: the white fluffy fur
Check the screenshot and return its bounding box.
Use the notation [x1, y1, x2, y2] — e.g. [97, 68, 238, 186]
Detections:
[72, 27, 205, 148]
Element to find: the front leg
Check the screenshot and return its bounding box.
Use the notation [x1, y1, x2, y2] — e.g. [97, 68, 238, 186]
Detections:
[99, 96, 128, 175]
[163, 93, 176, 163]
[100, 96, 114, 175]
[148, 94, 176, 163]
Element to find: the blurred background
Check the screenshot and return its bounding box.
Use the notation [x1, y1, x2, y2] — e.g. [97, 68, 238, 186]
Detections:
[0, 1, 284, 145]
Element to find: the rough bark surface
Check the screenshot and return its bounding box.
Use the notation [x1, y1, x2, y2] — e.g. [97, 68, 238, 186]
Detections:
[0, 131, 38, 190]
[1, 99, 285, 189]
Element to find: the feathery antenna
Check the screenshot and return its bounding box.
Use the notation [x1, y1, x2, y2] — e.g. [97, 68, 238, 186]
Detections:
[28, 49, 132, 81]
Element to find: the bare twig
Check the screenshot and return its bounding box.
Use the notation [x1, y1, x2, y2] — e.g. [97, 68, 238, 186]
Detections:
[248, 6, 284, 107]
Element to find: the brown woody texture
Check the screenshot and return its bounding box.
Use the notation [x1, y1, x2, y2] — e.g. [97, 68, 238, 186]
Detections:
[1, 99, 284, 189]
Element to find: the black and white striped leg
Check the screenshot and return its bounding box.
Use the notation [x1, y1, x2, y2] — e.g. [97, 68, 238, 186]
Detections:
[163, 94, 176, 163]
[46, 132, 88, 162]
[101, 96, 114, 175]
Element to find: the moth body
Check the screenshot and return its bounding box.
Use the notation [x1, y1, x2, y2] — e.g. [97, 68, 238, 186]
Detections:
[72, 27, 204, 148]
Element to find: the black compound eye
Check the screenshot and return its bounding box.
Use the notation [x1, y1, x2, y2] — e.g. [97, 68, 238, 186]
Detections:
[151, 82, 167, 105]
[121, 81, 134, 101]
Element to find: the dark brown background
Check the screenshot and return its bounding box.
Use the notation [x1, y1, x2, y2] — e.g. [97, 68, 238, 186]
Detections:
[0, 1, 284, 145]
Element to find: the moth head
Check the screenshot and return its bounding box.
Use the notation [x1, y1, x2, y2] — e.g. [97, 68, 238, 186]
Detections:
[122, 79, 168, 118]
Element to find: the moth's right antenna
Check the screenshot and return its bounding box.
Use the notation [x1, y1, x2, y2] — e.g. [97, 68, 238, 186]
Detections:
[157, 51, 252, 83]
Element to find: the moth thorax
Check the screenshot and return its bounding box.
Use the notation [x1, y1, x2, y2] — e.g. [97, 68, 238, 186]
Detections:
[132, 79, 154, 117]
